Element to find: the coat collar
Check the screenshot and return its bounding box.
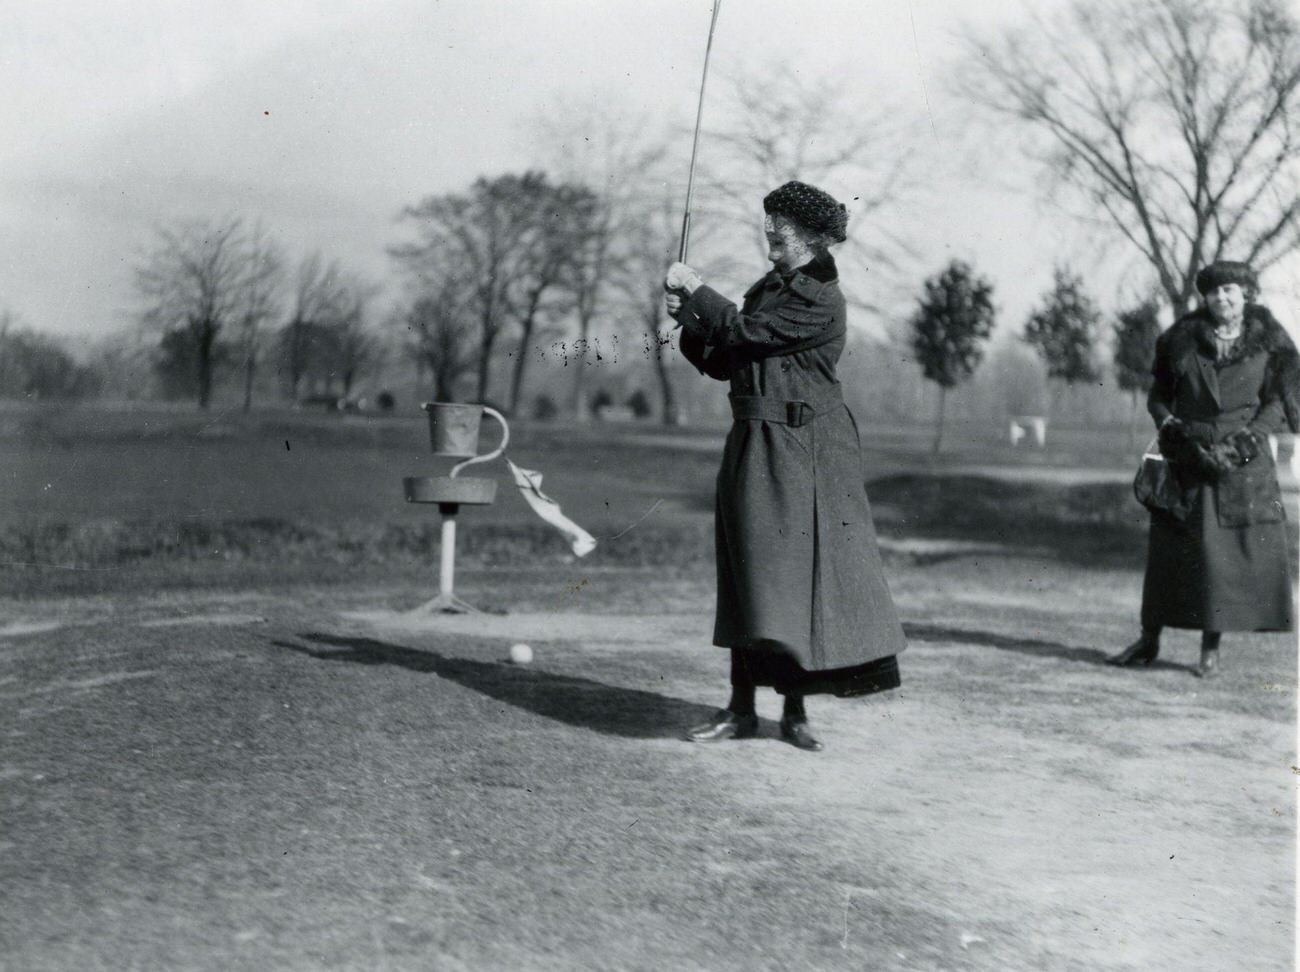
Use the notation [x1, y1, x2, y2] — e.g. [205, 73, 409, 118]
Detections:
[796, 250, 838, 283]
[1165, 303, 1293, 413]
[746, 251, 839, 298]
[1184, 304, 1280, 364]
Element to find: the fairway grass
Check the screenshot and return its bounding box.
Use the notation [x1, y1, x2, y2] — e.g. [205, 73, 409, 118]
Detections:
[5, 405, 1296, 968]
[2, 552, 1294, 971]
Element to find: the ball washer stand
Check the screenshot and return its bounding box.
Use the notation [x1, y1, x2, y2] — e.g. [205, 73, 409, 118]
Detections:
[403, 403, 509, 614]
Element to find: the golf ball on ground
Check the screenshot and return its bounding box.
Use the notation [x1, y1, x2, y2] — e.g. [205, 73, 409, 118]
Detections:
[509, 643, 533, 664]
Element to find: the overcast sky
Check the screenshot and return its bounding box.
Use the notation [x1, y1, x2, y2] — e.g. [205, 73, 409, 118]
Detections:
[2, 0, 1294, 347]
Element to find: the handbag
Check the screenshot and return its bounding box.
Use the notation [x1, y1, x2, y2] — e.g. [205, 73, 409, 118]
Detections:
[1133, 436, 1191, 520]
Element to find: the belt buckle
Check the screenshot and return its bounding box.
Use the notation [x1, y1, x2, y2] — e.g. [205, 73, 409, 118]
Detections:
[786, 401, 809, 427]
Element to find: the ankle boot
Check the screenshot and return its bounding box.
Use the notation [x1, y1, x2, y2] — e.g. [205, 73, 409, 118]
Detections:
[1108, 632, 1159, 667]
[1194, 647, 1221, 679]
[779, 717, 824, 752]
[685, 709, 758, 742]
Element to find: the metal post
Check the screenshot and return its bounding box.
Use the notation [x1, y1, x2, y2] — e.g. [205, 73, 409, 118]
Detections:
[409, 502, 478, 614]
[439, 507, 457, 599]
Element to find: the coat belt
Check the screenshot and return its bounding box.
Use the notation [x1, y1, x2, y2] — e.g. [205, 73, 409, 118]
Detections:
[729, 385, 843, 428]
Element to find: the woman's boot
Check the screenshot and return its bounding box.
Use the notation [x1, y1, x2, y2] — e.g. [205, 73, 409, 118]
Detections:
[779, 693, 823, 752]
[1194, 632, 1221, 679]
[686, 651, 759, 742]
[1108, 627, 1161, 667]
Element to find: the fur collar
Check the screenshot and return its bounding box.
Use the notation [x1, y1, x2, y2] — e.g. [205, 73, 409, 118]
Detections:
[1167, 303, 1288, 364]
[798, 251, 838, 283]
[1163, 302, 1300, 433]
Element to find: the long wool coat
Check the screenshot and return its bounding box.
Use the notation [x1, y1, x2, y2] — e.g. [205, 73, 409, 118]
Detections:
[675, 253, 907, 687]
[1142, 304, 1299, 632]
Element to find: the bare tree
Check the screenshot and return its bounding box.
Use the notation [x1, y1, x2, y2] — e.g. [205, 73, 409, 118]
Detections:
[394, 173, 551, 405]
[559, 188, 620, 421]
[0, 308, 14, 395]
[234, 223, 284, 411]
[611, 182, 685, 425]
[697, 62, 922, 312]
[402, 280, 477, 404]
[135, 216, 248, 409]
[505, 181, 599, 416]
[535, 105, 685, 421]
[963, 0, 1300, 313]
[86, 328, 157, 401]
[328, 272, 380, 398]
[279, 252, 347, 401]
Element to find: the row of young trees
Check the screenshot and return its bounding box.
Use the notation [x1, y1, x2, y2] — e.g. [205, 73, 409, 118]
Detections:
[906, 0, 1297, 450]
[910, 260, 1163, 452]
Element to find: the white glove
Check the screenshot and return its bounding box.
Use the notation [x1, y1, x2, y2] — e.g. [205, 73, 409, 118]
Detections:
[664, 262, 702, 294]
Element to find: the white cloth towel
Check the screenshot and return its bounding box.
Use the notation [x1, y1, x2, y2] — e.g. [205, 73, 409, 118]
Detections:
[505, 459, 597, 557]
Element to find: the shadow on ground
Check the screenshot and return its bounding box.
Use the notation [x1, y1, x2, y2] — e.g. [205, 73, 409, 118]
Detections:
[902, 621, 1194, 672]
[274, 631, 726, 740]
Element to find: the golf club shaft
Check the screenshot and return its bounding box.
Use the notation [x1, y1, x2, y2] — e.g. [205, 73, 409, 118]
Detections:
[678, 0, 722, 264]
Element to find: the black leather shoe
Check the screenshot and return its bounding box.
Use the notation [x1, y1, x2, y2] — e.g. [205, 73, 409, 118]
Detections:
[1108, 636, 1159, 667]
[685, 709, 758, 742]
[1193, 648, 1220, 679]
[779, 718, 824, 752]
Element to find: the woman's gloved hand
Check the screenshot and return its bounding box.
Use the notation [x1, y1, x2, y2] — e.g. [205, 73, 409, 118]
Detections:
[1157, 416, 1190, 452]
[1227, 427, 1264, 463]
[1199, 441, 1245, 476]
[664, 262, 703, 295]
[1158, 417, 1227, 477]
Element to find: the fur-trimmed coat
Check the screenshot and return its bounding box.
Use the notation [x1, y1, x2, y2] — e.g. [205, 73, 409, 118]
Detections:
[1148, 303, 1300, 526]
[1142, 302, 1297, 630]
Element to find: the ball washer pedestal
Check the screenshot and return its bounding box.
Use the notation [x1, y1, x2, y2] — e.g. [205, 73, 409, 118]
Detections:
[403, 403, 508, 614]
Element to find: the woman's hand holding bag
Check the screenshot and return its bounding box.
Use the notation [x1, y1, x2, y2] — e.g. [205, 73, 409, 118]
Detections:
[1134, 435, 1192, 519]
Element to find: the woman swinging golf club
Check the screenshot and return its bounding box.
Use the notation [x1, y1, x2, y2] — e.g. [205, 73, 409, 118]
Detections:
[664, 182, 906, 751]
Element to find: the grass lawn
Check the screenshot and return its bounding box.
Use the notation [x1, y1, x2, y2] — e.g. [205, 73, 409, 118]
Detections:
[2, 557, 1293, 971]
[1, 402, 1295, 970]
[1, 401, 1178, 597]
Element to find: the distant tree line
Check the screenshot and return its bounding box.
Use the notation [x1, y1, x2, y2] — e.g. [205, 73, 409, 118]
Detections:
[905, 258, 1182, 450]
[0, 311, 102, 400]
[5, 0, 1295, 431]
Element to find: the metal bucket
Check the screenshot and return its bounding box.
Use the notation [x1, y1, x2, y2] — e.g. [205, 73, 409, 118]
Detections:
[421, 403, 510, 470]
[423, 402, 486, 457]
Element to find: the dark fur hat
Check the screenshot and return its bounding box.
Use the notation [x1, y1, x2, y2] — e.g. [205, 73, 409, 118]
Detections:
[763, 181, 848, 244]
[1195, 260, 1258, 299]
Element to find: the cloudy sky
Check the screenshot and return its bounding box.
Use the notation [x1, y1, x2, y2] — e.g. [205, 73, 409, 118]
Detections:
[4, 0, 1288, 347]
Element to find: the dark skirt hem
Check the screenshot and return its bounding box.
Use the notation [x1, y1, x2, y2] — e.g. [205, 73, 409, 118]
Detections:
[1141, 619, 1295, 634]
[727, 647, 901, 698]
